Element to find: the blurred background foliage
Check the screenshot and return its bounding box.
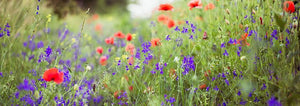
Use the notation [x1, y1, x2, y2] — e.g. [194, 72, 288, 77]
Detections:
[47, 0, 132, 18]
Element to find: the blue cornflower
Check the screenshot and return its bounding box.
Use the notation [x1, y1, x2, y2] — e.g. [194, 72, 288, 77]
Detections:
[214, 86, 219, 91]
[186, 21, 189, 25]
[237, 90, 241, 96]
[271, 30, 278, 40]
[135, 48, 141, 59]
[191, 24, 196, 29]
[0, 27, 3, 38]
[286, 37, 290, 47]
[189, 35, 193, 39]
[267, 96, 282, 106]
[166, 35, 171, 41]
[182, 56, 195, 75]
[249, 30, 253, 36]
[286, 29, 290, 34]
[237, 50, 240, 57]
[221, 43, 225, 48]
[45, 46, 52, 57]
[245, 27, 248, 33]
[225, 79, 229, 86]
[223, 50, 229, 56]
[17, 79, 35, 91]
[244, 15, 248, 19]
[206, 86, 210, 91]
[254, 97, 260, 102]
[250, 14, 256, 23]
[174, 26, 180, 31]
[37, 41, 44, 49]
[181, 27, 188, 33]
[141, 42, 151, 53]
[240, 98, 247, 105]
[0, 72, 3, 77]
[228, 38, 234, 44]
[261, 83, 267, 90]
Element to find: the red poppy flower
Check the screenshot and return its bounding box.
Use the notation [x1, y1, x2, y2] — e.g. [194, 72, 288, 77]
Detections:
[283, 1, 295, 13]
[188, 0, 203, 10]
[129, 86, 133, 91]
[114, 90, 120, 99]
[126, 33, 132, 41]
[126, 43, 135, 55]
[105, 37, 114, 45]
[167, 19, 175, 28]
[99, 56, 107, 66]
[204, 3, 215, 11]
[92, 14, 99, 20]
[234, 33, 250, 46]
[158, 4, 174, 11]
[157, 14, 169, 24]
[43, 68, 64, 84]
[151, 38, 161, 47]
[114, 31, 125, 39]
[95, 24, 102, 31]
[199, 84, 206, 89]
[96, 47, 103, 54]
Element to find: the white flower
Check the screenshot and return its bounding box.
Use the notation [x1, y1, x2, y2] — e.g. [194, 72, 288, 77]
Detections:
[86, 65, 92, 71]
[240, 56, 246, 61]
[174, 56, 179, 63]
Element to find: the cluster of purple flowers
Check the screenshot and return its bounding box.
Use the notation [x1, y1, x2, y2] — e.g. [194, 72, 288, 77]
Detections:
[181, 56, 195, 75]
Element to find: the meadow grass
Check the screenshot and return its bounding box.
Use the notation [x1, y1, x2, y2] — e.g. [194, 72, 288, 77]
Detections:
[0, 0, 299, 105]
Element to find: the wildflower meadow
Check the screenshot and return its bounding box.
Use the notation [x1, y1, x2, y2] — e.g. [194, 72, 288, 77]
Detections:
[0, 0, 300, 105]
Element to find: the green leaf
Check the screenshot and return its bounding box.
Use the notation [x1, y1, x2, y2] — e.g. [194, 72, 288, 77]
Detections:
[274, 13, 287, 31]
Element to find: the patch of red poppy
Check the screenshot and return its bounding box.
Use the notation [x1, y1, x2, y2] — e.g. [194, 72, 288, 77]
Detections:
[126, 43, 135, 55]
[188, 0, 203, 10]
[114, 31, 125, 39]
[129, 86, 133, 91]
[157, 14, 170, 24]
[126, 33, 132, 41]
[95, 24, 102, 31]
[167, 19, 175, 28]
[233, 33, 250, 46]
[151, 38, 161, 47]
[204, 3, 215, 11]
[105, 37, 114, 45]
[199, 84, 207, 89]
[96, 47, 103, 54]
[158, 4, 174, 11]
[283, 1, 295, 13]
[99, 56, 107, 66]
[43, 68, 64, 84]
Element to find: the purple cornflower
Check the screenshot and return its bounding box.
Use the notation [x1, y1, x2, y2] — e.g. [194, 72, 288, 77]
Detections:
[0, 72, 3, 77]
[228, 38, 233, 44]
[5, 23, 10, 36]
[271, 30, 278, 40]
[285, 37, 290, 47]
[254, 97, 260, 102]
[245, 27, 248, 33]
[221, 43, 225, 48]
[250, 13, 256, 23]
[240, 98, 247, 105]
[174, 26, 180, 31]
[0, 27, 3, 37]
[37, 41, 44, 48]
[244, 15, 248, 19]
[141, 42, 151, 53]
[17, 79, 35, 92]
[286, 29, 290, 34]
[225, 79, 229, 86]
[181, 27, 188, 33]
[135, 48, 141, 59]
[151, 70, 156, 74]
[214, 86, 219, 91]
[166, 35, 171, 41]
[189, 35, 193, 39]
[223, 50, 229, 56]
[237, 50, 240, 57]
[44, 46, 52, 57]
[261, 83, 267, 90]
[191, 24, 196, 29]
[182, 56, 195, 75]
[267, 96, 282, 106]
[237, 90, 241, 96]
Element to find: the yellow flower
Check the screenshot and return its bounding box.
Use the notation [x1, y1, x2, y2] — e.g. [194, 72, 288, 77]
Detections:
[72, 38, 76, 43]
[115, 57, 120, 63]
[132, 34, 137, 39]
[122, 55, 128, 60]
